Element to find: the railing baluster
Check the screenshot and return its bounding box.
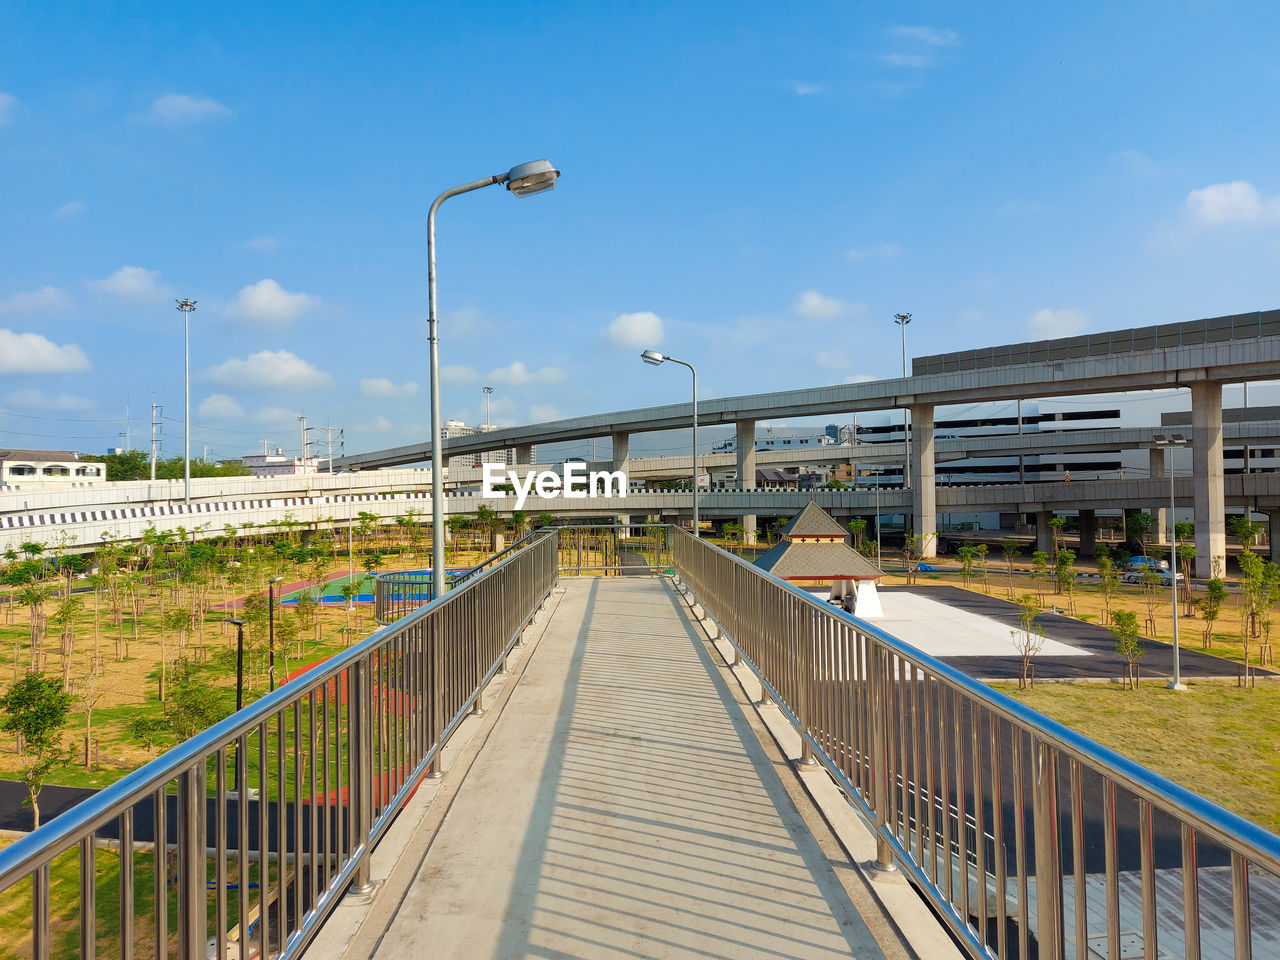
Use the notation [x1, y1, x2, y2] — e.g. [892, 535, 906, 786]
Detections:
[1070, 759, 1086, 960]
[1033, 738, 1063, 960]
[1140, 799, 1156, 959]
[32, 863, 50, 960]
[120, 807, 134, 960]
[1231, 851, 1252, 960]
[1182, 824, 1201, 960]
[178, 762, 206, 957]
[215, 748, 227, 960]
[79, 834, 95, 960]
[155, 784, 167, 960]
[1104, 778, 1119, 960]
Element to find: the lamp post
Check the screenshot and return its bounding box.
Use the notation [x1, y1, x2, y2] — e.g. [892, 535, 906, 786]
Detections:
[224, 617, 246, 790]
[860, 466, 885, 571]
[894, 313, 912, 487]
[641, 350, 699, 537]
[175, 299, 197, 505]
[1153, 433, 1188, 691]
[267, 576, 285, 690]
[427, 160, 560, 602]
[347, 469, 357, 609]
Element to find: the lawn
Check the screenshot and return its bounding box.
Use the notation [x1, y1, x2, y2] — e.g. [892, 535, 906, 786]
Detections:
[990, 679, 1280, 834]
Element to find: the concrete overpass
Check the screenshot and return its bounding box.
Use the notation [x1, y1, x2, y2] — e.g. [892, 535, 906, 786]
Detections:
[339, 312, 1280, 575]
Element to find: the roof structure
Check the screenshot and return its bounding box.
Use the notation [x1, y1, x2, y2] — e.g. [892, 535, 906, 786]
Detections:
[755, 502, 882, 580]
[0, 449, 80, 461]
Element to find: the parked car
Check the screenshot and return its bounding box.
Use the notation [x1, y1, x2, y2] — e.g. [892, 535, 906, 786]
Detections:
[1125, 556, 1170, 573]
[1122, 566, 1184, 585]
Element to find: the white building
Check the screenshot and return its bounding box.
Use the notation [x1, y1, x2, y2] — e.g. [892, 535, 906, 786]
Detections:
[0, 449, 105, 487]
[242, 448, 322, 477]
[445, 420, 533, 468]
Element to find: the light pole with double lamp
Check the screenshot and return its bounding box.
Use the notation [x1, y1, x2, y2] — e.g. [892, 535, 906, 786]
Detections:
[641, 350, 699, 537]
[859, 466, 886, 571]
[894, 313, 912, 487]
[224, 617, 246, 791]
[427, 160, 561, 602]
[1153, 433, 1189, 690]
[267, 576, 285, 690]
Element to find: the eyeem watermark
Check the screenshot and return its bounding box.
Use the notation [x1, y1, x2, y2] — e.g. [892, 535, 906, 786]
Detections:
[482, 462, 627, 510]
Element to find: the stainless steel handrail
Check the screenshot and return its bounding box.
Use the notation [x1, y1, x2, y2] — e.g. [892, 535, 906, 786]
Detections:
[671, 527, 1280, 960]
[0, 530, 560, 959]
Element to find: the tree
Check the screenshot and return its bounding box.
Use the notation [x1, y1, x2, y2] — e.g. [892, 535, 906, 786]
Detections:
[1055, 548, 1077, 612]
[1110, 609, 1144, 690]
[1010, 595, 1045, 688]
[1236, 549, 1280, 665]
[1228, 515, 1263, 549]
[721, 521, 743, 546]
[1198, 577, 1228, 649]
[1001, 539, 1021, 598]
[1047, 516, 1065, 558]
[1030, 551, 1050, 604]
[1098, 556, 1120, 625]
[0, 673, 74, 827]
[903, 531, 936, 585]
[537, 512, 554, 530]
[1125, 512, 1154, 552]
[164, 663, 229, 741]
[974, 543, 990, 593]
[956, 544, 978, 588]
[129, 714, 165, 756]
[1139, 569, 1163, 635]
[847, 519, 867, 550]
[1177, 541, 1197, 613]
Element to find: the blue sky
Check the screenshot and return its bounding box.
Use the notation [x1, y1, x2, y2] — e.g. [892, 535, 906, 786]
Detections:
[2, 2, 1279, 461]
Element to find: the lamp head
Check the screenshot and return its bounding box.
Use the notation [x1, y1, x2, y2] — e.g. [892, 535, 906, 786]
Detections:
[640, 349, 665, 366]
[224, 617, 245, 627]
[506, 159, 560, 197]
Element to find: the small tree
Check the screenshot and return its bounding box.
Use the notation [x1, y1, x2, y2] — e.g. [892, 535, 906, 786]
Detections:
[1199, 577, 1228, 649]
[1228, 515, 1262, 549]
[903, 531, 937, 585]
[0, 672, 74, 827]
[1047, 516, 1065, 558]
[956, 544, 977, 588]
[1098, 556, 1120, 625]
[847, 519, 867, 550]
[1010, 594, 1045, 688]
[1111, 609, 1144, 690]
[1030, 550, 1050, 604]
[1055, 548, 1077, 612]
[974, 543, 990, 593]
[164, 663, 228, 742]
[1125, 512, 1154, 552]
[1176, 541, 1197, 614]
[129, 714, 165, 756]
[1139, 569, 1163, 635]
[1001, 539, 1021, 598]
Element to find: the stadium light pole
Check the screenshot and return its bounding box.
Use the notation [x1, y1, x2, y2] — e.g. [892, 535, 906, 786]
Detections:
[427, 160, 560, 601]
[641, 350, 699, 537]
[1153, 433, 1189, 691]
[894, 313, 912, 487]
[176, 299, 197, 505]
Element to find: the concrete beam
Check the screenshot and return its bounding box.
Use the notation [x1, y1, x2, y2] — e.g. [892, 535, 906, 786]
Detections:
[1149, 447, 1167, 543]
[1192, 382, 1227, 578]
[910, 403, 937, 557]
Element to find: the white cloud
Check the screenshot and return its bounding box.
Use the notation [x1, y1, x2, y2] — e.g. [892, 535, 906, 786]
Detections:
[0, 329, 89, 373]
[207, 350, 333, 390]
[607, 310, 664, 349]
[846, 243, 899, 261]
[252, 406, 299, 424]
[0, 93, 15, 125]
[446, 305, 497, 338]
[7, 389, 94, 411]
[147, 94, 233, 125]
[1027, 309, 1090, 337]
[198, 394, 244, 419]
[793, 289, 859, 320]
[1186, 180, 1280, 223]
[1113, 149, 1154, 176]
[0, 286, 72, 317]
[843, 374, 879, 384]
[529, 404, 559, 422]
[360, 377, 417, 397]
[358, 415, 392, 433]
[881, 53, 934, 68]
[243, 236, 278, 252]
[90, 265, 169, 301]
[889, 26, 960, 46]
[54, 201, 86, 219]
[487, 361, 566, 387]
[793, 82, 826, 95]
[226, 278, 318, 323]
[441, 365, 479, 383]
[816, 350, 848, 370]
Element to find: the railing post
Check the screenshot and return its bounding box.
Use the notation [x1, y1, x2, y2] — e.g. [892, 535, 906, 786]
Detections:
[868, 644, 896, 871]
[177, 762, 206, 957]
[1033, 737, 1065, 959]
[349, 659, 376, 896]
[798, 610, 817, 765]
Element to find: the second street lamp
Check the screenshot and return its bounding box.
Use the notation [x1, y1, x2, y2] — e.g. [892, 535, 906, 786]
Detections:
[427, 160, 560, 602]
[267, 576, 285, 690]
[641, 350, 700, 537]
[175, 299, 197, 505]
[1153, 433, 1189, 691]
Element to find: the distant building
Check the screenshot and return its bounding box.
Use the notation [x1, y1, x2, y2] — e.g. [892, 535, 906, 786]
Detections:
[444, 420, 534, 468]
[242, 448, 321, 477]
[0, 449, 104, 486]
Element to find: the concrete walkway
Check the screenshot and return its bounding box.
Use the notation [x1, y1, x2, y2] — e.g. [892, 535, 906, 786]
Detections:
[334, 577, 898, 960]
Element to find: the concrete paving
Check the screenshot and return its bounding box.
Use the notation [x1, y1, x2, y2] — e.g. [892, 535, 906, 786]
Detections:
[332, 577, 899, 960]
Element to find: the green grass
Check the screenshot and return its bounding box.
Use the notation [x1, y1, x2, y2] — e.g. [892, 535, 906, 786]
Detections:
[991, 679, 1280, 834]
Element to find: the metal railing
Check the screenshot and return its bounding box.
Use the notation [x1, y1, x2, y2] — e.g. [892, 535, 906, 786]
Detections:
[671, 528, 1280, 960]
[551, 522, 672, 576]
[0, 531, 558, 959]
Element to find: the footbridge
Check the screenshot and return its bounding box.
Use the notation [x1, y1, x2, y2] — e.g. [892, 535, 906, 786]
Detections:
[1, 526, 1275, 959]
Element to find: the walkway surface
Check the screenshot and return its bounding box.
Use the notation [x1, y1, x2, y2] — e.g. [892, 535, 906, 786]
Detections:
[333, 577, 899, 960]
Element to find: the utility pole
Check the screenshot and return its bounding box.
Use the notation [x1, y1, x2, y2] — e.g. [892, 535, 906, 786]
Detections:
[894, 313, 912, 487]
[122, 395, 130, 449]
[482, 385, 493, 427]
[298, 416, 313, 468]
[322, 422, 342, 473]
[149, 402, 163, 480]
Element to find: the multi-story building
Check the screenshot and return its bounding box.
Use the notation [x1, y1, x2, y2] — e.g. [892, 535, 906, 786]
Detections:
[0, 449, 105, 486]
[445, 420, 534, 468]
[242, 449, 322, 477]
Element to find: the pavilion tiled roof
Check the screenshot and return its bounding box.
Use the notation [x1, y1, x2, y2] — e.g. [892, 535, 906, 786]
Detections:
[776, 501, 852, 540]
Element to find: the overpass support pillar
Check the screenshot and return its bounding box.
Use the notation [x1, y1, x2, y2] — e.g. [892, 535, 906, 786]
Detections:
[1078, 510, 1097, 557]
[611, 432, 630, 473]
[1191, 382, 1227, 579]
[1035, 511, 1054, 554]
[909, 403, 937, 557]
[1270, 511, 1280, 565]
[514, 444, 534, 466]
[737, 420, 758, 544]
[1148, 448, 1167, 544]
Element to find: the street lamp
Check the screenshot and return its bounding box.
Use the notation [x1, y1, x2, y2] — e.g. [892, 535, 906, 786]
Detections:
[427, 160, 560, 602]
[175, 299, 197, 505]
[894, 313, 912, 487]
[859, 466, 886, 571]
[267, 576, 285, 690]
[1153, 433, 1189, 691]
[347, 469, 358, 609]
[641, 350, 700, 537]
[224, 617, 246, 790]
